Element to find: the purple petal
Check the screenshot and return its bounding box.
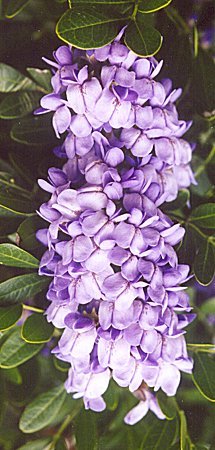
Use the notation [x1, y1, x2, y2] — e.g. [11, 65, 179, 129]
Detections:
[73, 235, 94, 262]
[115, 67, 135, 87]
[98, 301, 113, 330]
[124, 401, 149, 425]
[83, 78, 102, 111]
[40, 93, 62, 110]
[70, 114, 92, 137]
[95, 88, 116, 122]
[140, 330, 158, 353]
[53, 106, 71, 137]
[67, 84, 85, 114]
[85, 369, 110, 399]
[109, 100, 131, 128]
[77, 190, 108, 211]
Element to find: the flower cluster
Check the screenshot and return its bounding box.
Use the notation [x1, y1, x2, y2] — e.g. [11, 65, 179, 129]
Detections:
[37, 35, 195, 424]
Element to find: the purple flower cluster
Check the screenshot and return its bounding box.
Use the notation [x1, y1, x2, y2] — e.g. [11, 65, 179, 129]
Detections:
[37, 35, 195, 424]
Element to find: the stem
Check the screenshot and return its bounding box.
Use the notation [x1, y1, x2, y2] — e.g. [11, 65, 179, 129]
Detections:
[187, 344, 215, 353]
[68, 0, 72, 9]
[0, 178, 32, 198]
[47, 404, 82, 450]
[194, 146, 215, 179]
[131, 0, 139, 20]
[188, 222, 212, 241]
[165, 7, 190, 34]
[22, 304, 44, 313]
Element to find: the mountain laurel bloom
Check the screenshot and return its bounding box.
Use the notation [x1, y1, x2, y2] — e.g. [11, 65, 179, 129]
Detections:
[37, 34, 195, 424]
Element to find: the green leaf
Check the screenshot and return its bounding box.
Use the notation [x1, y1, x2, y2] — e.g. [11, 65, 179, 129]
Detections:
[194, 239, 215, 286]
[191, 155, 212, 197]
[103, 379, 120, 411]
[0, 273, 49, 306]
[21, 313, 54, 344]
[71, 0, 133, 3]
[0, 244, 39, 268]
[11, 116, 57, 146]
[6, 357, 40, 406]
[17, 216, 45, 251]
[0, 193, 34, 217]
[0, 63, 38, 93]
[19, 384, 67, 433]
[0, 304, 22, 331]
[200, 297, 215, 315]
[26, 68, 52, 92]
[125, 13, 163, 57]
[0, 328, 43, 368]
[157, 391, 177, 420]
[0, 91, 41, 119]
[192, 48, 215, 114]
[54, 358, 70, 372]
[5, 0, 31, 18]
[190, 203, 215, 229]
[178, 226, 196, 267]
[179, 410, 187, 450]
[75, 409, 97, 450]
[138, 0, 172, 13]
[3, 367, 22, 385]
[56, 5, 125, 49]
[17, 438, 51, 450]
[192, 352, 215, 402]
[140, 417, 177, 449]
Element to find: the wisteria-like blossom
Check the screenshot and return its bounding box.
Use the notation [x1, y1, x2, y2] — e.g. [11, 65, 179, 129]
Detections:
[37, 33, 195, 424]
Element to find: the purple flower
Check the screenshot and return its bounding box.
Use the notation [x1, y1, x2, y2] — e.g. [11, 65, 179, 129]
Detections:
[36, 34, 195, 421]
[124, 386, 165, 425]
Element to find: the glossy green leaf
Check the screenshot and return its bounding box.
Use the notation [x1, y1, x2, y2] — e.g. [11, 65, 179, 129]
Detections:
[3, 367, 22, 385]
[26, 68, 52, 92]
[17, 216, 45, 251]
[0, 91, 41, 119]
[192, 48, 215, 114]
[0, 273, 49, 306]
[17, 438, 51, 450]
[157, 391, 177, 420]
[0, 193, 35, 217]
[125, 13, 163, 57]
[140, 417, 177, 449]
[56, 5, 125, 49]
[21, 313, 54, 344]
[75, 410, 97, 450]
[19, 384, 67, 433]
[194, 240, 215, 286]
[192, 352, 215, 402]
[5, 0, 31, 18]
[0, 63, 38, 92]
[138, 0, 172, 13]
[0, 328, 43, 368]
[11, 116, 57, 146]
[190, 203, 215, 229]
[0, 244, 39, 268]
[0, 304, 22, 331]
